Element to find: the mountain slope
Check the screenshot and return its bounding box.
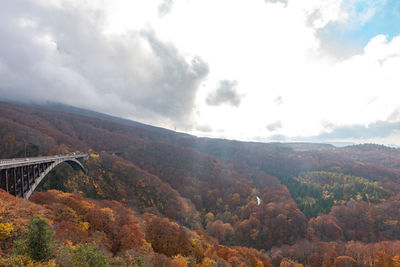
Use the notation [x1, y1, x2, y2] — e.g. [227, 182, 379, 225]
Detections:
[2, 101, 400, 258]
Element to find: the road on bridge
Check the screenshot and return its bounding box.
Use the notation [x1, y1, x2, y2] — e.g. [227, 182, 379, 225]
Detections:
[0, 154, 88, 168]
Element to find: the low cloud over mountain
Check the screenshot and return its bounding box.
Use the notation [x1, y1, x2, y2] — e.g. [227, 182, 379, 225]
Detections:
[0, 1, 208, 129]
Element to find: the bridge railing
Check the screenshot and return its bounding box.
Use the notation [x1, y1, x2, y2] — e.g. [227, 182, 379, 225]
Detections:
[0, 154, 88, 166]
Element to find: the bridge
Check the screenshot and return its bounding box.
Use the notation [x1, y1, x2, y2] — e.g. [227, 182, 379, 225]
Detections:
[0, 154, 88, 199]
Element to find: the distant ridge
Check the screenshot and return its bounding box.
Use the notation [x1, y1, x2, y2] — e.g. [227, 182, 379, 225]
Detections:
[3, 100, 396, 151]
[5, 101, 192, 138]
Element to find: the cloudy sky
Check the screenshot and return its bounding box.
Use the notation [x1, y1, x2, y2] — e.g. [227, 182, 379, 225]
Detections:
[1, 0, 400, 146]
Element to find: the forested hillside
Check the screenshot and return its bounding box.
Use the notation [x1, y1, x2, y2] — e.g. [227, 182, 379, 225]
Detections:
[2, 102, 400, 266]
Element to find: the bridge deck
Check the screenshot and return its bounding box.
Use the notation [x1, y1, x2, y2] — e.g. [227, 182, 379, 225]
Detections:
[0, 154, 88, 169]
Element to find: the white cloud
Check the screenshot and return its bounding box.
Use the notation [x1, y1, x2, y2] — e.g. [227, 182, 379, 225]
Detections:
[266, 121, 283, 131]
[184, 0, 400, 143]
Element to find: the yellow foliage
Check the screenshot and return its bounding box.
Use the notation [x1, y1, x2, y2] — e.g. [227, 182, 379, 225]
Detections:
[65, 240, 76, 249]
[0, 222, 14, 239]
[79, 221, 90, 231]
[90, 153, 100, 159]
[201, 257, 217, 267]
[279, 259, 304, 267]
[0, 255, 57, 267]
[191, 237, 200, 246]
[138, 240, 153, 254]
[80, 201, 95, 213]
[256, 260, 264, 267]
[172, 255, 188, 267]
[101, 207, 115, 222]
[0, 205, 7, 219]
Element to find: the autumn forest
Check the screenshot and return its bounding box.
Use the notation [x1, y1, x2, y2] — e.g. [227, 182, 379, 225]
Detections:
[1, 102, 400, 266]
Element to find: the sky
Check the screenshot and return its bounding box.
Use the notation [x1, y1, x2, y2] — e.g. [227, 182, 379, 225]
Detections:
[0, 0, 400, 146]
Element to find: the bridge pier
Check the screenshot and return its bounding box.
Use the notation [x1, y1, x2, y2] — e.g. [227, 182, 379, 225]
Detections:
[19, 167, 23, 197]
[13, 168, 17, 196]
[5, 169, 9, 193]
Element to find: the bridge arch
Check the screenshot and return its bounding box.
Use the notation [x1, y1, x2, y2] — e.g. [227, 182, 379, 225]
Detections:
[24, 158, 87, 199]
[64, 159, 87, 173]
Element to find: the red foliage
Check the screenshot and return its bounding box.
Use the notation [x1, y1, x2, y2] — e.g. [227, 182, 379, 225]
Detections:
[55, 221, 88, 244]
[145, 217, 191, 257]
[309, 215, 344, 241]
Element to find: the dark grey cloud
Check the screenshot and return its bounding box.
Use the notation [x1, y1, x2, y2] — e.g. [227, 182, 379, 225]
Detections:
[266, 121, 282, 131]
[139, 31, 209, 122]
[206, 80, 242, 107]
[0, 0, 208, 128]
[159, 0, 174, 17]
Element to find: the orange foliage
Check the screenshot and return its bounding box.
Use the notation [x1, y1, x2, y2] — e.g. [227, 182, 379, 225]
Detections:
[0, 190, 49, 253]
[30, 190, 146, 255]
[334, 256, 357, 267]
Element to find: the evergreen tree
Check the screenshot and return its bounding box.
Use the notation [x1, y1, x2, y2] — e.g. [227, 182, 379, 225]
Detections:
[72, 244, 110, 267]
[25, 216, 54, 261]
